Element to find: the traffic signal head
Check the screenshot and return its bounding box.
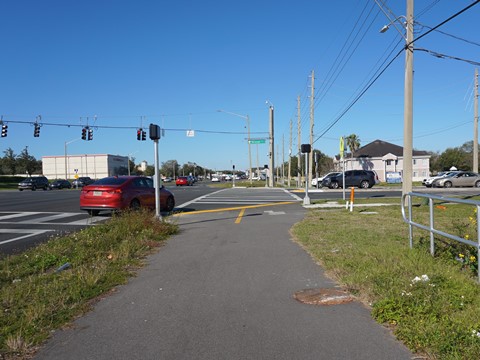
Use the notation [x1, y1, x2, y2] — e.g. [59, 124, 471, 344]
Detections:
[1, 124, 7, 137]
[34, 123, 40, 137]
[81, 127, 87, 140]
[141, 130, 146, 141]
[137, 129, 142, 141]
[88, 128, 93, 141]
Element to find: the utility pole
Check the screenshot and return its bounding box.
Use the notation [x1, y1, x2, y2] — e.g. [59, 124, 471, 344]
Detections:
[288, 119, 292, 187]
[402, 0, 414, 200]
[309, 70, 315, 182]
[276, 144, 279, 182]
[297, 95, 302, 187]
[282, 135, 285, 185]
[474, 68, 479, 173]
[268, 104, 275, 187]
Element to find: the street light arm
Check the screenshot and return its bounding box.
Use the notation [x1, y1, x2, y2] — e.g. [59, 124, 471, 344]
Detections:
[217, 109, 248, 120]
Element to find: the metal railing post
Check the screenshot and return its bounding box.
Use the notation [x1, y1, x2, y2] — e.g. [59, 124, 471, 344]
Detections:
[429, 197, 435, 256]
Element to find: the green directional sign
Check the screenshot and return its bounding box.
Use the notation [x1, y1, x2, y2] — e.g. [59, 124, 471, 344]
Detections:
[249, 139, 265, 144]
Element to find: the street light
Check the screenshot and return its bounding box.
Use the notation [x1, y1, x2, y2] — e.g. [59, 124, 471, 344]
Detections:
[266, 101, 275, 188]
[127, 151, 139, 176]
[218, 110, 252, 183]
[378, 0, 414, 201]
[64, 137, 81, 180]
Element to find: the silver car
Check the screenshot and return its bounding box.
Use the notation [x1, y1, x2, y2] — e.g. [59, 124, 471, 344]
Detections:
[432, 171, 480, 188]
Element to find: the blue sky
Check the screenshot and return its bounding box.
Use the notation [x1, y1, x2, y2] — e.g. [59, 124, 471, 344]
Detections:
[1, 0, 479, 173]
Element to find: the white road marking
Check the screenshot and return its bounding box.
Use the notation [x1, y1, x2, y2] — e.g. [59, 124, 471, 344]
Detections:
[0, 229, 53, 245]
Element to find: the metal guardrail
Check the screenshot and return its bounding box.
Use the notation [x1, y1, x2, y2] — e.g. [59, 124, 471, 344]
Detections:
[401, 192, 480, 283]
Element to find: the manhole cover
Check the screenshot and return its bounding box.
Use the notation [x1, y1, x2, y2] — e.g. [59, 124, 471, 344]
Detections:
[294, 288, 355, 306]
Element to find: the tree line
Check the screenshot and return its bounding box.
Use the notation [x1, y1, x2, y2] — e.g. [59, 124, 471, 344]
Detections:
[0, 147, 42, 176]
[1, 138, 478, 178]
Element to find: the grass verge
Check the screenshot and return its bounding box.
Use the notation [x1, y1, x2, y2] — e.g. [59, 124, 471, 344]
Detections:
[292, 198, 480, 359]
[0, 210, 178, 359]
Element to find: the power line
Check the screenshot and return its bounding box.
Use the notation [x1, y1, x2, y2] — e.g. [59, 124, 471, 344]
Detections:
[0, 119, 269, 136]
[416, 48, 480, 66]
[313, 48, 404, 145]
[409, 0, 480, 46]
[415, 22, 480, 47]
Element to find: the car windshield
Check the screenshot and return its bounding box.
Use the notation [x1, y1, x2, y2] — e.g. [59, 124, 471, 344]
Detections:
[22, 178, 33, 183]
[92, 177, 128, 186]
[444, 172, 458, 178]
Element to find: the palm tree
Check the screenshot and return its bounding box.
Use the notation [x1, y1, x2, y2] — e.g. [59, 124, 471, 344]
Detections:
[345, 134, 361, 169]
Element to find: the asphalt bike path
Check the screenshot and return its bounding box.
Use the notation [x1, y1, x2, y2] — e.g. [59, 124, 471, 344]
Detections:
[35, 188, 413, 360]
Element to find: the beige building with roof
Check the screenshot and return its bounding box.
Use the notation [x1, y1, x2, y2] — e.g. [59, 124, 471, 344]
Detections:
[334, 139, 431, 183]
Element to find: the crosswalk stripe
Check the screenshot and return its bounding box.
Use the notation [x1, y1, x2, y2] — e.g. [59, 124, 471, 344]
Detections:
[17, 213, 83, 224]
[0, 229, 53, 245]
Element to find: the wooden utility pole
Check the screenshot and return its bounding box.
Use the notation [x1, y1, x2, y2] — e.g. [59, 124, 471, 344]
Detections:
[474, 68, 479, 173]
[309, 70, 315, 181]
[288, 119, 292, 187]
[282, 135, 285, 185]
[297, 95, 302, 187]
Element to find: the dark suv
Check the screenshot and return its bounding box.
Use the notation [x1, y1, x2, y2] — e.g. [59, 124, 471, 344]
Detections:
[18, 176, 49, 191]
[72, 177, 94, 187]
[321, 170, 378, 189]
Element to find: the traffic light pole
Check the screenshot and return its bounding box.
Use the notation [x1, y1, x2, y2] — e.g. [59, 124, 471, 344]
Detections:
[153, 138, 162, 220]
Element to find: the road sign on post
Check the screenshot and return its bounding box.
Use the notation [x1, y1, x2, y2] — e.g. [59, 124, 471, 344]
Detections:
[248, 139, 265, 144]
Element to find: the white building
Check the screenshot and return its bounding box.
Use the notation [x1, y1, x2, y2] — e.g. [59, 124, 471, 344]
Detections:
[42, 154, 129, 180]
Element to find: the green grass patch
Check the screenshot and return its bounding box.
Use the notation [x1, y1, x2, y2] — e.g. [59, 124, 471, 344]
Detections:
[292, 200, 480, 359]
[0, 210, 178, 359]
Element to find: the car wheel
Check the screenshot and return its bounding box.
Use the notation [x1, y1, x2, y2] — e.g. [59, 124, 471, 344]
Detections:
[43, 185, 48, 190]
[444, 181, 452, 188]
[359, 180, 369, 189]
[88, 210, 100, 216]
[130, 199, 141, 210]
[19, 189, 23, 191]
[475, 180, 480, 188]
[165, 196, 175, 212]
[330, 182, 339, 189]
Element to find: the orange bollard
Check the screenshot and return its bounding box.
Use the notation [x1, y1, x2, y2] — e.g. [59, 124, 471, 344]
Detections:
[349, 187, 355, 212]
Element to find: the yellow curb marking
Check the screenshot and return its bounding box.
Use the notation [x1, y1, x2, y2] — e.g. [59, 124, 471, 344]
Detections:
[174, 201, 297, 218]
[235, 208, 246, 224]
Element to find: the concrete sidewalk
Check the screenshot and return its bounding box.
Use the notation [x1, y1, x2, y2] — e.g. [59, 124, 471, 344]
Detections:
[35, 202, 413, 360]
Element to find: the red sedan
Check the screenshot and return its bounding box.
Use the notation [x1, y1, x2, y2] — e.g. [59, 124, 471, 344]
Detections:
[175, 176, 190, 186]
[80, 176, 175, 216]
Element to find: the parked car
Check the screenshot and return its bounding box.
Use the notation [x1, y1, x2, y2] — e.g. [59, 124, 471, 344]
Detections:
[176, 176, 192, 186]
[432, 171, 480, 188]
[18, 176, 49, 191]
[211, 177, 220, 182]
[80, 176, 175, 216]
[311, 172, 341, 187]
[49, 179, 72, 190]
[72, 177, 95, 187]
[422, 171, 460, 188]
[163, 177, 173, 183]
[322, 170, 378, 189]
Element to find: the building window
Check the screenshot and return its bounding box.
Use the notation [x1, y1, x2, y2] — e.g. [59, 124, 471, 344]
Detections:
[413, 159, 417, 165]
[386, 160, 392, 165]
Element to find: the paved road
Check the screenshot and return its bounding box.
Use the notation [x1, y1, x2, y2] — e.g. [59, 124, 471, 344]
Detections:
[35, 187, 412, 360]
[0, 184, 217, 256]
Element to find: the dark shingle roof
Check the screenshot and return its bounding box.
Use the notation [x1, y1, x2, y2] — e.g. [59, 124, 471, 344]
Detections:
[354, 139, 429, 157]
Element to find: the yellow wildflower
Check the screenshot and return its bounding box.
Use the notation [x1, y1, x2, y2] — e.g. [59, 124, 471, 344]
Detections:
[470, 256, 476, 262]
[464, 234, 470, 240]
[459, 253, 465, 258]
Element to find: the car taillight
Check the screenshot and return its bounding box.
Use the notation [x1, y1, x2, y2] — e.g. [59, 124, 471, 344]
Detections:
[107, 189, 122, 194]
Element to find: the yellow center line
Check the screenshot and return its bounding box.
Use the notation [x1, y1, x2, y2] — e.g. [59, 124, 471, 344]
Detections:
[173, 201, 297, 217]
[235, 208, 246, 224]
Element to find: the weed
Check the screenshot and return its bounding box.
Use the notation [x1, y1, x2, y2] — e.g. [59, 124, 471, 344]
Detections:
[0, 209, 177, 358]
[293, 203, 480, 359]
